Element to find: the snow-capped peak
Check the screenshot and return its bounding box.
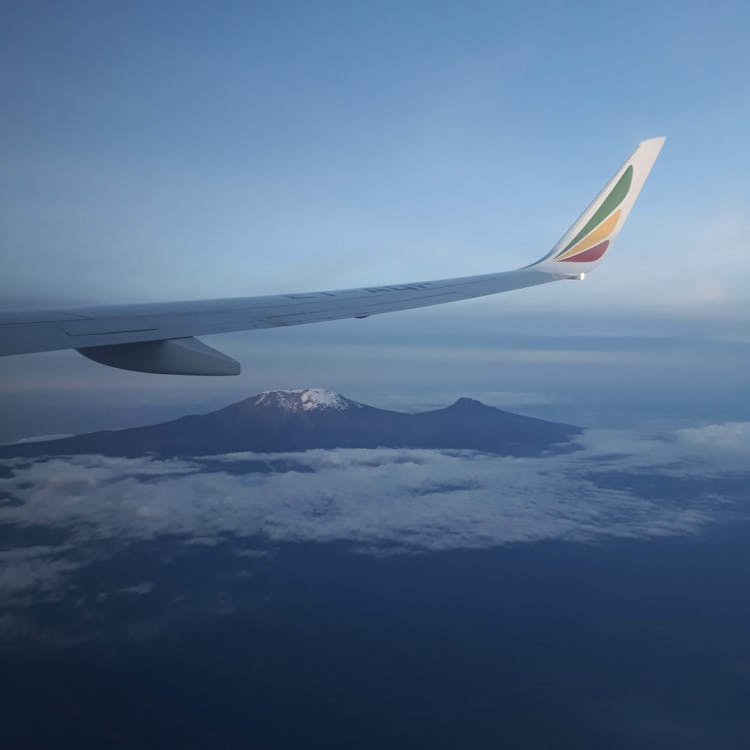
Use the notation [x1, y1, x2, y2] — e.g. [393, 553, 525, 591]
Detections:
[254, 388, 360, 413]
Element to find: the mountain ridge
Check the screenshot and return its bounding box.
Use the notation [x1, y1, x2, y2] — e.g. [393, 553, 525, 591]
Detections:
[0, 388, 580, 459]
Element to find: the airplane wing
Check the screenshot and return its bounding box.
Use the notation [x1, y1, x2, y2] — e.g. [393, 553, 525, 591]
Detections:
[0, 137, 665, 375]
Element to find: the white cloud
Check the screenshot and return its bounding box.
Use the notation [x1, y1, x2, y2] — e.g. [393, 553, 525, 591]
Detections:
[11, 434, 73, 445]
[0, 546, 80, 600]
[1, 423, 748, 611]
[574, 422, 750, 474]
[674, 422, 750, 454]
[119, 582, 155, 596]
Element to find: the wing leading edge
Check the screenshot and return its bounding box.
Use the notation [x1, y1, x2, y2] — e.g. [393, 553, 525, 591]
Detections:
[0, 137, 665, 374]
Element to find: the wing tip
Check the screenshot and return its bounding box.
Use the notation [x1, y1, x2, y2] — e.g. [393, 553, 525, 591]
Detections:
[531, 136, 666, 272]
[639, 135, 667, 147]
[634, 136, 667, 164]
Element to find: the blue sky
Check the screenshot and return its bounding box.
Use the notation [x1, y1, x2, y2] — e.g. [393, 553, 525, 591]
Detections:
[1, 1, 749, 438]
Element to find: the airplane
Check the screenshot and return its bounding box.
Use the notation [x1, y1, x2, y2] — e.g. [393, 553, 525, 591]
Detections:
[0, 137, 665, 375]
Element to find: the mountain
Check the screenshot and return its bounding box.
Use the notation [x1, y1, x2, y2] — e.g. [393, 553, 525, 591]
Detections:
[0, 388, 579, 459]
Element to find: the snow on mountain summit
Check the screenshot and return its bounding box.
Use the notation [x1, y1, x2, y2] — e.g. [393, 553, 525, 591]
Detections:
[253, 388, 360, 413]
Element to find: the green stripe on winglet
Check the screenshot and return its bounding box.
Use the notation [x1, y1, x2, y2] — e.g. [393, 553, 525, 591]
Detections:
[559, 165, 632, 255]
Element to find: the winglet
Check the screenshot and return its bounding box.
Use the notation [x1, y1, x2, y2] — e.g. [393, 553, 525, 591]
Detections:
[533, 137, 665, 274]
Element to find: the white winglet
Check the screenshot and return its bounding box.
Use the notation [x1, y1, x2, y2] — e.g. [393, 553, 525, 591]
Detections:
[533, 137, 666, 274]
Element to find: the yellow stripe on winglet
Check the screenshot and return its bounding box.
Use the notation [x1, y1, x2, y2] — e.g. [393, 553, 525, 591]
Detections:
[555, 209, 621, 261]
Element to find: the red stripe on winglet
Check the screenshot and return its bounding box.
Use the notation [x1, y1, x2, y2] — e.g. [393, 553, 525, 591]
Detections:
[558, 240, 610, 263]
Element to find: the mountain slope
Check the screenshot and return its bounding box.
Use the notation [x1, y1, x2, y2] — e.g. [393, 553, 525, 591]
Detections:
[0, 389, 579, 458]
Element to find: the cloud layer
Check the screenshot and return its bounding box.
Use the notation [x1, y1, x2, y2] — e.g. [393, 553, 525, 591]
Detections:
[1, 424, 749, 621]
